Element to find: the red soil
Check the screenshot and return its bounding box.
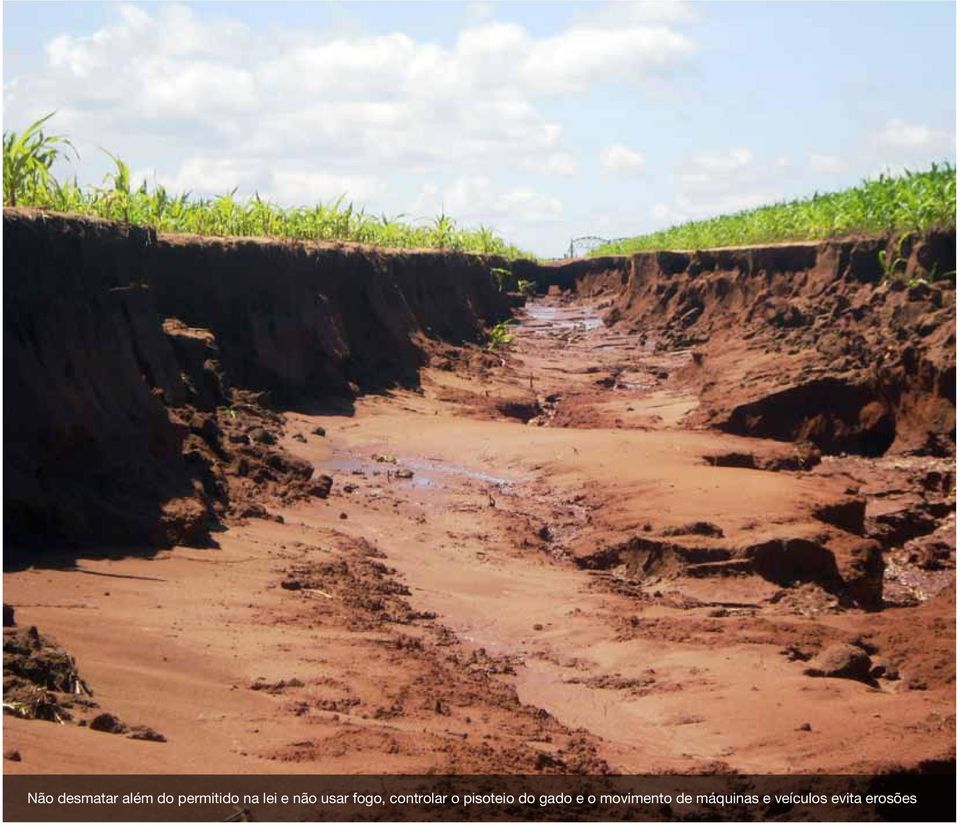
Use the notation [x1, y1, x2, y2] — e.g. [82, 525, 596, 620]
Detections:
[3, 213, 954, 777]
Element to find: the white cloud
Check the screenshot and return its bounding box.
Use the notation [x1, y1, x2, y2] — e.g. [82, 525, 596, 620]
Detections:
[413, 176, 561, 225]
[600, 144, 646, 175]
[6, 2, 697, 218]
[267, 169, 386, 205]
[847, 119, 955, 178]
[808, 153, 847, 174]
[522, 25, 694, 94]
[874, 119, 951, 150]
[497, 188, 563, 223]
[4, 1, 709, 253]
[685, 147, 752, 174]
[154, 157, 259, 194]
[653, 148, 796, 226]
[146, 158, 385, 205]
[142, 62, 259, 118]
[525, 152, 578, 176]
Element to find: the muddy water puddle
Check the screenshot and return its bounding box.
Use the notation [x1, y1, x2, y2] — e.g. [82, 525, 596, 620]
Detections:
[521, 301, 604, 332]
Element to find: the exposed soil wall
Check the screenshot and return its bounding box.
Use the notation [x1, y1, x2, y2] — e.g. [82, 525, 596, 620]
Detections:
[514, 256, 630, 296]
[602, 235, 956, 457]
[3, 209, 511, 552]
[4, 212, 207, 550]
[6, 207, 954, 557]
[149, 236, 511, 403]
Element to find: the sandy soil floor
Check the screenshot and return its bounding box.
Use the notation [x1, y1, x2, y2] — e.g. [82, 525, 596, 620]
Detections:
[4, 297, 954, 775]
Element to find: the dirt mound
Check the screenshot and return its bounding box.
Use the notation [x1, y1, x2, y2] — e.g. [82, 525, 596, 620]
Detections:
[3, 625, 90, 723]
[802, 642, 874, 682]
[857, 587, 956, 691]
[704, 446, 822, 472]
[576, 528, 883, 609]
[88, 712, 167, 742]
[811, 453, 955, 604]
[601, 234, 955, 457]
[4, 623, 169, 746]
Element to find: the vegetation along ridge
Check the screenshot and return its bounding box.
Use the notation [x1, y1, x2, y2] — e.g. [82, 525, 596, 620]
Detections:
[592, 164, 956, 255]
[3, 114, 531, 258]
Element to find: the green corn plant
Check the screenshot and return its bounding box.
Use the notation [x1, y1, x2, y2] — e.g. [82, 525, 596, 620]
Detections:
[927, 262, 957, 283]
[878, 232, 913, 281]
[3, 112, 78, 206]
[430, 212, 455, 249]
[878, 249, 908, 281]
[1, 115, 534, 258]
[593, 163, 956, 255]
[94, 151, 134, 222]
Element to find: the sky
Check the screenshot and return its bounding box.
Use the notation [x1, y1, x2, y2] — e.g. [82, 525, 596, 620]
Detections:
[3, 0, 956, 256]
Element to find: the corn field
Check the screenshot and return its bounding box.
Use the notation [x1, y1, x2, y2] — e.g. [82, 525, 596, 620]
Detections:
[3, 114, 530, 258]
[592, 164, 957, 255]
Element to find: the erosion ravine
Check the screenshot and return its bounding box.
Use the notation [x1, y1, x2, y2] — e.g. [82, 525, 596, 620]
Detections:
[3, 210, 954, 777]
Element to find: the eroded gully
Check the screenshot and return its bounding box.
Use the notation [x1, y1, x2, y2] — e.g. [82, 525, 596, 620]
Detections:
[279, 295, 949, 774]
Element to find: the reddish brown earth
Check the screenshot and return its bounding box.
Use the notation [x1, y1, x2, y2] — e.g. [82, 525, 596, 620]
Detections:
[3, 213, 955, 777]
[606, 236, 955, 457]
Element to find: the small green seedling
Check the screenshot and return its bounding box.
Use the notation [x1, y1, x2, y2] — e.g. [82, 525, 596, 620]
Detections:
[486, 319, 517, 350]
[928, 262, 957, 283]
[878, 248, 908, 281]
[490, 267, 513, 292]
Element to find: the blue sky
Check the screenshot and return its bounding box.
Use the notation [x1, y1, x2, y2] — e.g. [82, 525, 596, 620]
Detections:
[3, 1, 956, 255]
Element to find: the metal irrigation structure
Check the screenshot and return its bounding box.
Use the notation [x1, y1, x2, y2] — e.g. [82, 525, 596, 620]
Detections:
[564, 235, 630, 258]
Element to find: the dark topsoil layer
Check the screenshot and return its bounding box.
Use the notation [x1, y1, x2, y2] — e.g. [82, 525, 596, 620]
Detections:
[4, 209, 512, 552]
[4, 209, 956, 554]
